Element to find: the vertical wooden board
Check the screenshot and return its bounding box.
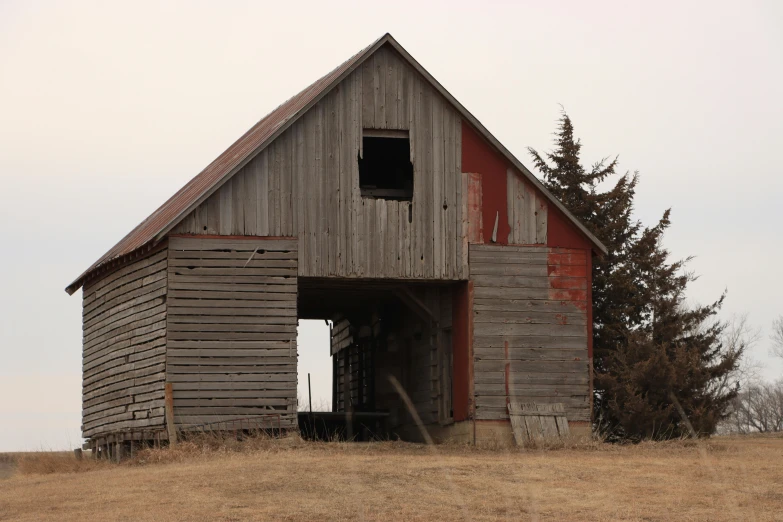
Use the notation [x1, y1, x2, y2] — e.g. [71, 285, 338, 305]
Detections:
[274, 140, 284, 237]
[218, 179, 233, 235]
[294, 121, 305, 247]
[280, 128, 293, 237]
[507, 168, 516, 244]
[347, 72, 359, 274]
[403, 202, 412, 277]
[375, 49, 386, 129]
[456, 120, 466, 278]
[432, 95, 444, 279]
[366, 198, 375, 276]
[336, 83, 346, 275]
[257, 150, 270, 236]
[376, 198, 387, 276]
[206, 189, 220, 235]
[244, 163, 257, 235]
[385, 48, 397, 129]
[443, 108, 456, 279]
[410, 75, 422, 277]
[420, 83, 434, 278]
[361, 55, 374, 129]
[302, 110, 316, 276]
[196, 199, 209, 234]
[313, 104, 324, 276]
[467, 173, 483, 244]
[388, 201, 399, 277]
[514, 174, 525, 244]
[524, 180, 536, 244]
[266, 142, 278, 236]
[232, 168, 245, 235]
[323, 95, 335, 276]
[535, 191, 548, 244]
[395, 51, 406, 129]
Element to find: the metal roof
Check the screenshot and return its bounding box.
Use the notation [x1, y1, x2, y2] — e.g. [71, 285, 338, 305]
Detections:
[66, 33, 606, 295]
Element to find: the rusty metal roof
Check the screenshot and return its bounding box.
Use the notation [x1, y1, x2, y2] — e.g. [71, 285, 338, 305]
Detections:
[66, 33, 606, 294]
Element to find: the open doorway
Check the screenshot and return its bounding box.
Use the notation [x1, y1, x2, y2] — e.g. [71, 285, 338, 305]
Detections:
[296, 320, 332, 413]
[297, 278, 459, 442]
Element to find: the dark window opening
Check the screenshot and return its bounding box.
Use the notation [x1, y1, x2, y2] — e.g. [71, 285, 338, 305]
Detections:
[358, 132, 413, 200]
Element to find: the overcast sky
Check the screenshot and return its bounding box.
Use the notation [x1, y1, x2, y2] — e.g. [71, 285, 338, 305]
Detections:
[1, 0, 781, 451]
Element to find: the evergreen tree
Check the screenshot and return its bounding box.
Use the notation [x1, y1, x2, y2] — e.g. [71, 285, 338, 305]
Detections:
[529, 111, 743, 439]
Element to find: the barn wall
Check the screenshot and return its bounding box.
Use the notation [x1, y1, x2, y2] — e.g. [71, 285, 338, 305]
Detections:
[165, 236, 298, 430]
[172, 44, 466, 280]
[469, 244, 591, 423]
[81, 247, 168, 439]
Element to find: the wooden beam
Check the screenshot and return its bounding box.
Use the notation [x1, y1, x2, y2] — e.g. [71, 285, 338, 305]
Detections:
[362, 128, 409, 139]
[164, 383, 177, 446]
[393, 287, 438, 324]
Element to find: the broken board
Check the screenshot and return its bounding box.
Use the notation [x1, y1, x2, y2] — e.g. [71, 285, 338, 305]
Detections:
[507, 402, 570, 446]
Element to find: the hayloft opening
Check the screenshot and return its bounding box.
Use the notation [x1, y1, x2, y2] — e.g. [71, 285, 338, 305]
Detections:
[358, 130, 413, 200]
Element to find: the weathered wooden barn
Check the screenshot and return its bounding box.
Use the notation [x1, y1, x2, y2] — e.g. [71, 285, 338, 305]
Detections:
[67, 33, 606, 452]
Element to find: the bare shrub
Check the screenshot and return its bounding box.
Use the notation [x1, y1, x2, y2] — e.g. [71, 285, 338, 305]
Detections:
[723, 380, 783, 434]
[772, 315, 783, 359]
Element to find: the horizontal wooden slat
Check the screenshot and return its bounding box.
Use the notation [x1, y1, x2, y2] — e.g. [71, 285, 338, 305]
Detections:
[474, 372, 589, 386]
[168, 340, 294, 349]
[168, 323, 296, 334]
[473, 348, 587, 360]
[474, 322, 586, 337]
[168, 258, 297, 268]
[168, 237, 297, 252]
[167, 289, 295, 300]
[168, 299, 296, 309]
[167, 331, 296, 341]
[166, 370, 295, 383]
[170, 250, 296, 260]
[169, 267, 295, 277]
[474, 360, 587, 373]
[167, 378, 295, 390]
[473, 299, 586, 314]
[474, 310, 587, 326]
[170, 274, 296, 285]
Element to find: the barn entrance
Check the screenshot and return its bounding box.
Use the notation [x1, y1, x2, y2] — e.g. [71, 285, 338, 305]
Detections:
[297, 278, 458, 441]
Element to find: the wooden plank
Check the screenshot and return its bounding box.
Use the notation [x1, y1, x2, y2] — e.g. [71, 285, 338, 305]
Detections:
[165, 383, 177, 445]
[535, 190, 547, 244]
[473, 298, 587, 314]
[432, 95, 443, 279]
[473, 309, 588, 325]
[168, 236, 297, 252]
[475, 359, 588, 374]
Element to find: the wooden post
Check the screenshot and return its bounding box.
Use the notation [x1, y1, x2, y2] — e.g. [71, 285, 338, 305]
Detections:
[165, 382, 178, 446]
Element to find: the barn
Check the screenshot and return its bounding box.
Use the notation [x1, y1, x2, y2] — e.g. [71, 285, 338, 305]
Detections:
[67, 33, 606, 454]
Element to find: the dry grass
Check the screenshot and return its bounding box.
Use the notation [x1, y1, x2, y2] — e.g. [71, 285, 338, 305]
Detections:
[1, 434, 781, 521]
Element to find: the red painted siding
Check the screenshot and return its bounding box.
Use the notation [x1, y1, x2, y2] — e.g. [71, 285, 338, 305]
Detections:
[461, 122, 509, 244]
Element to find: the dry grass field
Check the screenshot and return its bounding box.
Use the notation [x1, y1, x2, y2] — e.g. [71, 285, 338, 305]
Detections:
[0, 435, 781, 521]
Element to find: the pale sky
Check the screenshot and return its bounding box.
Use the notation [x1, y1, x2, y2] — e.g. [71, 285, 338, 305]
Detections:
[1, 0, 781, 451]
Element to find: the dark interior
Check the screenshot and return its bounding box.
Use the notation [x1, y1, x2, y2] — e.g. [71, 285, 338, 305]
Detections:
[297, 278, 454, 441]
[358, 136, 414, 200]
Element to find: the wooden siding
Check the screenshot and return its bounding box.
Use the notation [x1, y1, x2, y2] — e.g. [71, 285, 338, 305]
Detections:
[469, 244, 590, 423]
[82, 248, 168, 439]
[166, 236, 298, 430]
[172, 44, 466, 280]
[507, 168, 547, 245]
